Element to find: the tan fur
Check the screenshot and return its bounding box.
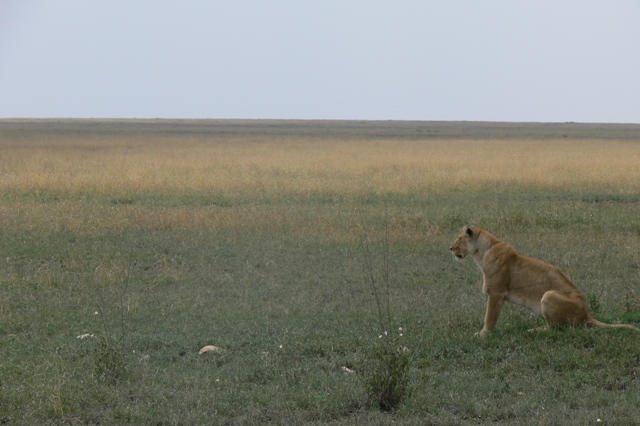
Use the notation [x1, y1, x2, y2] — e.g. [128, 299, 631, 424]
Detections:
[450, 226, 639, 336]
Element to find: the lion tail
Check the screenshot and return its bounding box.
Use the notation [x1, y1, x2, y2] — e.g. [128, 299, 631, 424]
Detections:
[587, 316, 640, 331]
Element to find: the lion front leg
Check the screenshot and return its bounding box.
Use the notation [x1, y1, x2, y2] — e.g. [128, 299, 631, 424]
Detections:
[477, 294, 505, 336]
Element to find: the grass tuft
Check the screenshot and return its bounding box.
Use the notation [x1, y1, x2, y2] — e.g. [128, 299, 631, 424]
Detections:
[93, 335, 127, 384]
[364, 328, 412, 412]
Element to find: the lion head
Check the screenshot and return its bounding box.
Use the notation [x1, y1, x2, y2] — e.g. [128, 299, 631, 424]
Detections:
[450, 226, 479, 260]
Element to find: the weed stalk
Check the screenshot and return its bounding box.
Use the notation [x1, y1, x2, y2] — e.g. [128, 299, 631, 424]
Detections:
[358, 204, 412, 412]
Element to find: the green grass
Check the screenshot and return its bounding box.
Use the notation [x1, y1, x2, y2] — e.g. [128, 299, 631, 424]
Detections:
[2, 120, 640, 424]
[2, 189, 640, 424]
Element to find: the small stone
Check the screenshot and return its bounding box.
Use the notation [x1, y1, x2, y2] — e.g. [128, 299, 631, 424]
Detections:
[198, 345, 224, 354]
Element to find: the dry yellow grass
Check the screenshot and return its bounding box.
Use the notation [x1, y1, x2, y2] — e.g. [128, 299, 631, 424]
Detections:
[1, 120, 639, 239]
[2, 134, 639, 196]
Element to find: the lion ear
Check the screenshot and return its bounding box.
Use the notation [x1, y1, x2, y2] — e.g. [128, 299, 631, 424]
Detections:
[465, 227, 473, 236]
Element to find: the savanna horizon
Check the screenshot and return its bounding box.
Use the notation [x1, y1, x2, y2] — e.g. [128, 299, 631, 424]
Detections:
[1, 119, 640, 424]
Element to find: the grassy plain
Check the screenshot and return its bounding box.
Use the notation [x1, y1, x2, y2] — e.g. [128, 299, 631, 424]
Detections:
[1, 119, 640, 424]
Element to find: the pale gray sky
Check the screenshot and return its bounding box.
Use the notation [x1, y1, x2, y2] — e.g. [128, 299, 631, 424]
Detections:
[1, 1, 639, 122]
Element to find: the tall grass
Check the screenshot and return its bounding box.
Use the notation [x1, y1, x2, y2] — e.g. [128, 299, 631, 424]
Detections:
[2, 131, 640, 199]
[2, 125, 639, 241]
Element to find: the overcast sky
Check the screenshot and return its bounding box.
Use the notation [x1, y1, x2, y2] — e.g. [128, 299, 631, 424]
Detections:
[1, 1, 639, 122]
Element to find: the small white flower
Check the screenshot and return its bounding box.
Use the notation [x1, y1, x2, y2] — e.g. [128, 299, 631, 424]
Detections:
[76, 334, 94, 339]
[379, 335, 383, 339]
[279, 345, 283, 349]
[384, 331, 388, 336]
[94, 311, 99, 315]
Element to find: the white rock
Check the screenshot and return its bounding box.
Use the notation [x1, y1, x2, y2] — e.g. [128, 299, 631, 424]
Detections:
[198, 345, 224, 354]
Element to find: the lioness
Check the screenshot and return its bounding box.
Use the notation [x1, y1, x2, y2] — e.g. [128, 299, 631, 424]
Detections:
[450, 226, 639, 336]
